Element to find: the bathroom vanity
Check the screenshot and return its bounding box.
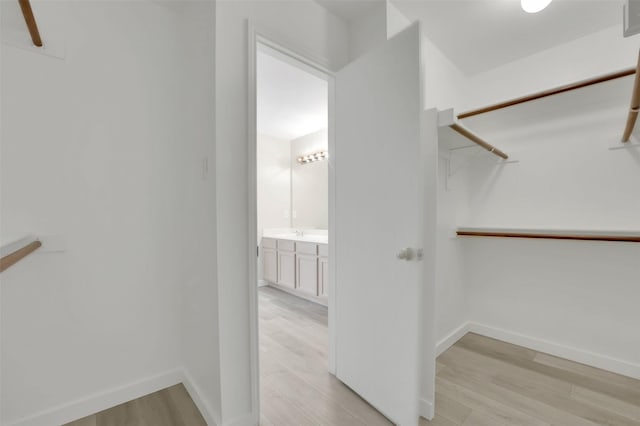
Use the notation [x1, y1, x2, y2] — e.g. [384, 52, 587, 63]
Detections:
[261, 233, 328, 306]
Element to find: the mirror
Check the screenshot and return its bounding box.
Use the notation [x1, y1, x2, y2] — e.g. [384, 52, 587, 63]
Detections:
[291, 128, 328, 229]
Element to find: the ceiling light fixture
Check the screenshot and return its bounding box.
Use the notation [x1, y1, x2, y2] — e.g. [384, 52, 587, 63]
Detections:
[521, 0, 552, 13]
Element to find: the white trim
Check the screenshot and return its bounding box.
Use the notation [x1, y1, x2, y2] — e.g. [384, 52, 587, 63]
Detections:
[327, 63, 337, 376]
[246, 20, 338, 424]
[434, 321, 640, 380]
[221, 412, 256, 426]
[264, 283, 328, 307]
[247, 22, 261, 426]
[182, 369, 220, 426]
[257, 279, 269, 287]
[468, 322, 640, 380]
[7, 369, 185, 426]
[7, 369, 223, 426]
[418, 398, 434, 421]
[436, 322, 471, 356]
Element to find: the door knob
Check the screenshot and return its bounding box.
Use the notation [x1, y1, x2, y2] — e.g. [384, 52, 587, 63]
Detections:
[397, 247, 415, 261]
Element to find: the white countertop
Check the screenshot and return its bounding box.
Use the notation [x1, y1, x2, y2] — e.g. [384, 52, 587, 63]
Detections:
[263, 233, 328, 244]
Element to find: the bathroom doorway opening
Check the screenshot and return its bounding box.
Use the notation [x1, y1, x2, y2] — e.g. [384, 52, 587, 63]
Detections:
[249, 33, 337, 424]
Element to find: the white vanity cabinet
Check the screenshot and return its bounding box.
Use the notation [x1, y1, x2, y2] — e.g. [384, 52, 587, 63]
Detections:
[318, 244, 329, 298]
[296, 242, 318, 296]
[261, 238, 278, 284]
[261, 236, 328, 305]
[277, 240, 296, 289]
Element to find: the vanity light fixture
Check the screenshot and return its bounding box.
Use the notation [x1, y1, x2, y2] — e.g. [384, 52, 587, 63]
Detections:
[521, 0, 552, 13]
[297, 150, 328, 164]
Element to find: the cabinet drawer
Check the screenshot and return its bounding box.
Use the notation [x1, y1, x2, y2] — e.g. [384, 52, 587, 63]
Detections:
[262, 238, 277, 249]
[277, 239, 296, 252]
[296, 242, 317, 255]
[318, 243, 328, 257]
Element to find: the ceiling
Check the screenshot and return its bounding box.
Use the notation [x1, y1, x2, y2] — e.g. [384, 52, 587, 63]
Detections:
[257, 48, 328, 141]
[315, 0, 384, 21]
[393, 0, 623, 75]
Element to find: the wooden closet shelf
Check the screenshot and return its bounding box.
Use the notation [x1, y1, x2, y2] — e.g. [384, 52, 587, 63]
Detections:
[457, 229, 640, 243]
[0, 240, 42, 273]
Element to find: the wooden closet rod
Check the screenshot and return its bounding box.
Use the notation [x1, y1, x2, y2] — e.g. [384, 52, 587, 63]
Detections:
[457, 230, 640, 243]
[449, 123, 509, 159]
[0, 240, 42, 273]
[622, 52, 640, 142]
[458, 68, 636, 119]
[18, 0, 43, 47]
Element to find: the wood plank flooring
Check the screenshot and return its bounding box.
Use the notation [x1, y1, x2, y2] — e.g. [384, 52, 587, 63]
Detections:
[63, 384, 206, 426]
[258, 286, 392, 426]
[260, 286, 640, 426]
[65, 286, 640, 425]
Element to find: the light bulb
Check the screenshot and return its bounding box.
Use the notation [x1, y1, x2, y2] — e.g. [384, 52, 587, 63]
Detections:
[521, 0, 552, 13]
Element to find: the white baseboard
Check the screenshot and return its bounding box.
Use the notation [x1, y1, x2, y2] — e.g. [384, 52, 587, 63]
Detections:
[418, 398, 434, 421]
[182, 369, 221, 426]
[257, 280, 268, 287]
[7, 368, 224, 426]
[264, 283, 328, 307]
[8, 369, 185, 426]
[468, 322, 640, 380]
[434, 321, 640, 380]
[436, 322, 471, 356]
[222, 412, 257, 426]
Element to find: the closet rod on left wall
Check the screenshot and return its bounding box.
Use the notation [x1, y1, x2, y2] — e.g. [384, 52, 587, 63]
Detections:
[0, 241, 42, 273]
[18, 0, 42, 47]
[622, 51, 640, 142]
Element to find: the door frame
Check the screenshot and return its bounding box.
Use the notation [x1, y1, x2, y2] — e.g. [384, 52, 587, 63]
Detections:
[246, 20, 338, 421]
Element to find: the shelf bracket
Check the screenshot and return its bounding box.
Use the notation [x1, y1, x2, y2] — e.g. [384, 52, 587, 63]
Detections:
[438, 109, 509, 160]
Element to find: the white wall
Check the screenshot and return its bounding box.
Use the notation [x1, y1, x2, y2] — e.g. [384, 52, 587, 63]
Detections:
[435, 155, 470, 348]
[386, 0, 410, 39]
[215, 2, 349, 424]
[348, 3, 387, 61]
[434, 22, 640, 378]
[291, 128, 328, 230]
[463, 25, 640, 111]
[456, 102, 640, 377]
[257, 133, 291, 237]
[1, 1, 220, 424]
[177, 2, 221, 425]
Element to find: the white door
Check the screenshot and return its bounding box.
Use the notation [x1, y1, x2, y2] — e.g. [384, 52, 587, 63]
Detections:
[334, 23, 425, 426]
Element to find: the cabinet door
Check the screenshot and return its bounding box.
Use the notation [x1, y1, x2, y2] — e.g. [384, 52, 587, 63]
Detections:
[296, 253, 318, 296]
[277, 251, 296, 288]
[262, 247, 277, 283]
[319, 256, 329, 297]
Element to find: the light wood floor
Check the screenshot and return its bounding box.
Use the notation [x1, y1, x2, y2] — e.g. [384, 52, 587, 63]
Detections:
[65, 287, 640, 425]
[63, 384, 206, 426]
[260, 286, 640, 426]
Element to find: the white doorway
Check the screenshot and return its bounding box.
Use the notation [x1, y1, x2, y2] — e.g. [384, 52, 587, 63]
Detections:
[248, 24, 432, 426]
[248, 28, 341, 424]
